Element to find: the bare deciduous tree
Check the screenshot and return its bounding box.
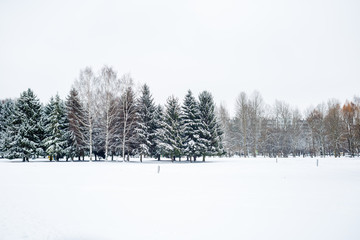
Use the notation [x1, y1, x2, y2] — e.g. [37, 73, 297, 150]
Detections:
[235, 92, 250, 157]
[74, 67, 98, 161]
[98, 66, 121, 160]
[325, 100, 345, 157]
[119, 75, 138, 161]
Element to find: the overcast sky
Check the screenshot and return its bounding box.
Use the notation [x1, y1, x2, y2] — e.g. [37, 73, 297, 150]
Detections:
[1, 0, 359, 115]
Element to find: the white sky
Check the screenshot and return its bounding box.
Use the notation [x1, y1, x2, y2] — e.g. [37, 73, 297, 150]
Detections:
[1, 0, 359, 115]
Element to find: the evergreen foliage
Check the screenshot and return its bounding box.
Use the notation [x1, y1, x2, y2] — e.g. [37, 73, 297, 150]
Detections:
[198, 91, 223, 161]
[135, 84, 157, 161]
[43, 94, 68, 161]
[181, 90, 201, 161]
[65, 88, 87, 160]
[0, 99, 16, 158]
[154, 104, 165, 160]
[160, 96, 183, 161]
[7, 89, 43, 161]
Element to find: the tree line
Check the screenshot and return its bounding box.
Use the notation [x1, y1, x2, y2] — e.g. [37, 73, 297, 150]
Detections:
[0, 66, 223, 162]
[218, 92, 360, 158]
[1, 66, 359, 161]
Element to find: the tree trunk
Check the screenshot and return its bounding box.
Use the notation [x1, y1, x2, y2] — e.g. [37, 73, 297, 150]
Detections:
[122, 124, 126, 161]
[202, 155, 205, 162]
[89, 120, 93, 161]
[104, 96, 110, 161]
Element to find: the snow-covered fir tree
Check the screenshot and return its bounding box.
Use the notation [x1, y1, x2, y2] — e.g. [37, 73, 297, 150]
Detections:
[198, 91, 223, 161]
[154, 104, 165, 160]
[159, 96, 183, 161]
[65, 88, 87, 160]
[0, 100, 15, 158]
[7, 89, 43, 161]
[0, 100, 6, 157]
[181, 90, 201, 161]
[135, 84, 157, 162]
[1, 99, 17, 158]
[43, 95, 68, 161]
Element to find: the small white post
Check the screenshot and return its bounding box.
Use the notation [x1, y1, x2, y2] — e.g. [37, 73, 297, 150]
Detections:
[317, 159, 319, 167]
[157, 165, 160, 174]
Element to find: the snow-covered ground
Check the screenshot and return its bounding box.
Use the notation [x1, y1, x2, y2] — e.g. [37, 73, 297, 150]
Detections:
[1, 157, 360, 240]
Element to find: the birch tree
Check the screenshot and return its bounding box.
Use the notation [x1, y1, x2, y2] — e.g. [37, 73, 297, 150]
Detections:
[216, 103, 232, 156]
[306, 104, 327, 157]
[342, 101, 358, 157]
[325, 100, 344, 157]
[235, 92, 250, 157]
[74, 67, 97, 161]
[98, 66, 121, 160]
[119, 75, 138, 161]
[248, 91, 263, 157]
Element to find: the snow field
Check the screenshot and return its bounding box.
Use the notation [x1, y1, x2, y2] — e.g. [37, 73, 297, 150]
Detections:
[0, 157, 360, 240]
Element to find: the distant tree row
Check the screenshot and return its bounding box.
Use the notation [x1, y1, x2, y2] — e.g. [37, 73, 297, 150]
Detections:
[0, 66, 223, 162]
[218, 92, 360, 158]
[1, 66, 359, 161]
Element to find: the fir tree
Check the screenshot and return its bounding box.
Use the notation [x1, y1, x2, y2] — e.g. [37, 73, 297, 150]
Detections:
[1, 99, 16, 158]
[198, 91, 223, 161]
[43, 95, 68, 161]
[0, 100, 5, 157]
[0, 100, 15, 158]
[160, 96, 183, 161]
[65, 88, 87, 160]
[154, 104, 165, 160]
[181, 90, 201, 161]
[135, 84, 157, 162]
[8, 89, 43, 161]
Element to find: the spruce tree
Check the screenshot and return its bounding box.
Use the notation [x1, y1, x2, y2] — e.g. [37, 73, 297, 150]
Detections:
[135, 84, 157, 162]
[198, 91, 223, 161]
[66, 88, 87, 160]
[160, 96, 183, 161]
[43, 95, 68, 161]
[0, 100, 6, 157]
[0, 100, 8, 157]
[1, 99, 16, 158]
[8, 89, 43, 161]
[154, 104, 165, 160]
[181, 90, 201, 161]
